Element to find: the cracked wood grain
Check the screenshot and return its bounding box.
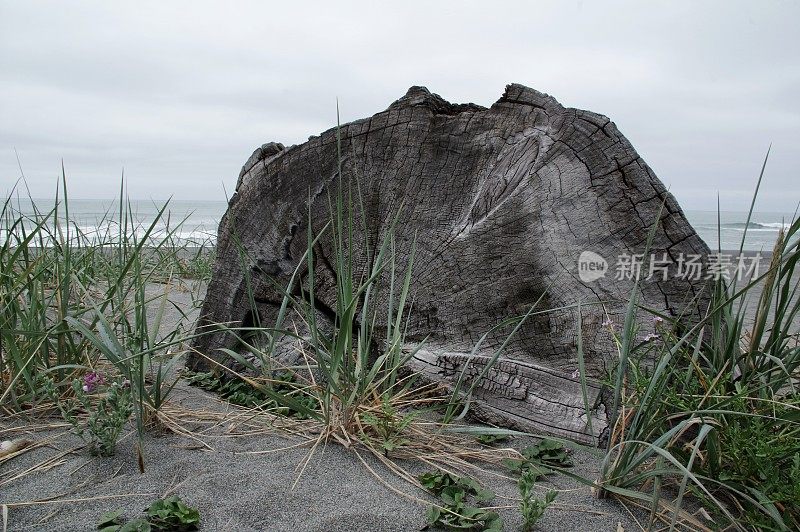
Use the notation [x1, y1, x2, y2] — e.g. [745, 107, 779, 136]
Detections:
[188, 83, 710, 445]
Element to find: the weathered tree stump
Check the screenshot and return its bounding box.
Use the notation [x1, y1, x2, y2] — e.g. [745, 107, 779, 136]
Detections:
[188, 84, 710, 445]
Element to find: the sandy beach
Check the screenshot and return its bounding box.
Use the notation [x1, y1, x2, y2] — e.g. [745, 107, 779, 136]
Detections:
[1, 382, 649, 532]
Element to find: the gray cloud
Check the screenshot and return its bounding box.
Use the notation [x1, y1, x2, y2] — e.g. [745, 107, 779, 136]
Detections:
[1, 0, 798, 211]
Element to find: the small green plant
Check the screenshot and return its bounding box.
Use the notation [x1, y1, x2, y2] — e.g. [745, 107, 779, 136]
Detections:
[474, 434, 510, 446]
[418, 471, 495, 501]
[183, 369, 317, 418]
[145, 496, 201, 531]
[184, 370, 266, 406]
[97, 510, 151, 532]
[418, 471, 501, 531]
[97, 495, 199, 531]
[360, 397, 416, 455]
[518, 468, 557, 531]
[503, 439, 573, 479]
[45, 372, 132, 456]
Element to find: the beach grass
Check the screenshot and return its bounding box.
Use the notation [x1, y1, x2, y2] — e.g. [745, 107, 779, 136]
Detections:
[1, 173, 214, 463]
[593, 152, 800, 531]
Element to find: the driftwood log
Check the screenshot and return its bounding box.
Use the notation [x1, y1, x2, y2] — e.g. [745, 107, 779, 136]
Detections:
[188, 84, 710, 445]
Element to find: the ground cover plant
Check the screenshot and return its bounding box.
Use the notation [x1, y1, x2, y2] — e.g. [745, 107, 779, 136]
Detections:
[503, 439, 574, 480]
[43, 371, 132, 456]
[518, 468, 557, 531]
[183, 369, 316, 417]
[97, 495, 200, 531]
[418, 471, 502, 531]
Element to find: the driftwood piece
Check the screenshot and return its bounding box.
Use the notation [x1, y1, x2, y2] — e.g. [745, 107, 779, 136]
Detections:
[188, 84, 710, 445]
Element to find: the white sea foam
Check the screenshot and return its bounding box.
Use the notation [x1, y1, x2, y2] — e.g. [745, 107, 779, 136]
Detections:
[1, 199, 225, 247]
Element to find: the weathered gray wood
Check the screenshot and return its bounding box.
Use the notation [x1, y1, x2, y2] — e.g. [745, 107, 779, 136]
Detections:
[188, 84, 710, 445]
[410, 348, 607, 445]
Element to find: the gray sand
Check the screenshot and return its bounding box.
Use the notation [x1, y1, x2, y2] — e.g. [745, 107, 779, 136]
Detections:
[1, 381, 644, 531]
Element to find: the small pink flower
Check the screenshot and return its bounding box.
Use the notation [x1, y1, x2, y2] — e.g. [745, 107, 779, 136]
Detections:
[602, 317, 613, 328]
[82, 371, 106, 393]
[570, 368, 580, 379]
[653, 316, 664, 324]
[643, 333, 661, 342]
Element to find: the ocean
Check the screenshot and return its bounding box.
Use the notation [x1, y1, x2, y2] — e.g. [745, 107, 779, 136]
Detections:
[686, 210, 795, 252]
[1, 198, 795, 252]
[0, 198, 226, 247]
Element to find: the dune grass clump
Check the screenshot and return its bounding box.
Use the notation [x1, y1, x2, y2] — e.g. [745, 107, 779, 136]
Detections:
[1, 175, 214, 465]
[595, 155, 800, 531]
[209, 145, 542, 465]
[203, 123, 437, 457]
[212, 179, 423, 450]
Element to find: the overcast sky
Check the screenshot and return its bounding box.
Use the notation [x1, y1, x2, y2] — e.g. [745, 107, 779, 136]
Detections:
[1, 1, 798, 211]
